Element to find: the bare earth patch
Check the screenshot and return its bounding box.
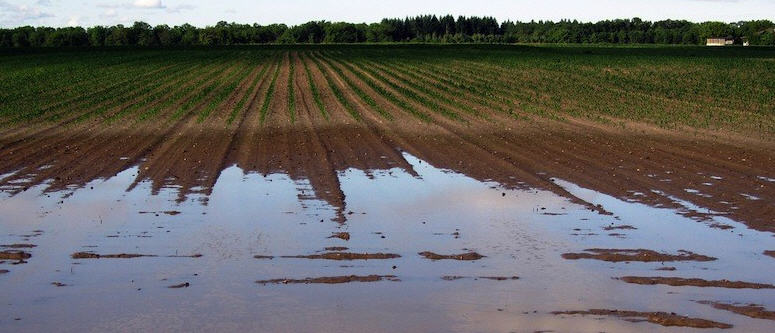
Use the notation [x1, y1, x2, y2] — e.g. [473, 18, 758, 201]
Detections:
[1, 244, 37, 249]
[328, 232, 350, 241]
[697, 301, 775, 321]
[256, 275, 399, 285]
[765, 251, 775, 259]
[618, 276, 775, 289]
[168, 282, 190, 289]
[71, 252, 202, 259]
[561, 249, 716, 262]
[603, 225, 637, 231]
[442, 276, 519, 281]
[552, 309, 732, 329]
[282, 252, 401, 260]
[419, 251, 485, 261]
[0, 251, 31, 260]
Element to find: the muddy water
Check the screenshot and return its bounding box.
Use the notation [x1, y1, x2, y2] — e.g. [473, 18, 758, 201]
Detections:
[1, 153, 774, 332]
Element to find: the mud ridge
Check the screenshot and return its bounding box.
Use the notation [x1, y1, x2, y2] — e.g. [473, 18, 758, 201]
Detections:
[552, 309, 732, 329]
[71, 252, 202, 259]
[0, 251, 31, 260]
[256, 275, 399, 285]
[282, 252, 400, 260]
[617, 276, 775, 289]
[697, 301, 775, 321]
[419, 251, 485, 261]
[561, 249, 716, 262]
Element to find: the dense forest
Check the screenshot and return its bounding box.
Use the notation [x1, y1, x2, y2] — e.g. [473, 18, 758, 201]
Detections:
[2, 15, 774, 48]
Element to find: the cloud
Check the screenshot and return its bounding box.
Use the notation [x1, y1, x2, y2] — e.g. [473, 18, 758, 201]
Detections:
[0, 0, 54, 26]
[67, 16, 79, 27]
[166, 4, 195, 14]
[102, 8, 117, 18]
[133, 0, 164, 9]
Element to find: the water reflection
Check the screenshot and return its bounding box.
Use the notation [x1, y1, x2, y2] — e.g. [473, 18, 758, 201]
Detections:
[1, 144, 774, 332]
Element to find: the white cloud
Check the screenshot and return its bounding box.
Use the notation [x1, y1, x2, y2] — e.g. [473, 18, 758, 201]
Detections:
[67, 16, 79, 26]
[103, 9, 117, 17]
[133, 0, 164, 9]
[0, 0, 53, 26]
[167, 4, 195, 14]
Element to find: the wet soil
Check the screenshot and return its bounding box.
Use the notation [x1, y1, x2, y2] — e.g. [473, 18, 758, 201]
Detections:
[441, 276, 519, 281]
[168, 282, 190, 289]
[697, 301, 775, 321]
[71, 252, 202, 259]
[603, 225, 637, 231]
[256, 275, 399, 285]
[0, 250, 31, 260]
[1, 244, 37, 248]
[618, 276, 775, 289]
[1, 50, 775, 332]
[552, 309, 733, 329]
[282, 252, 401, 260]
[561, 249, 716, 262]
[419, 251, 485, 261]
[328, 232, 350, 241]
[765, 250, 775, 259]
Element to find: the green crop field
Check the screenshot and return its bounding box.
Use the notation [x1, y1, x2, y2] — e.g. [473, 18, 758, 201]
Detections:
[1, 45, 773, 135]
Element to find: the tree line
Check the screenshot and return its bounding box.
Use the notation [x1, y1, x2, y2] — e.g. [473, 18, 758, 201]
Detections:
[2, 15, 774, 48]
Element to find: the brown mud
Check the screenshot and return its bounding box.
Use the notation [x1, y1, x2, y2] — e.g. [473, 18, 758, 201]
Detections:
[0, 51, 773, 233]
[328, 232, 350, 241]
[697, 301, 775, 321]
[552, 309, 733, 329]
[282, 252, 401, 260]
[617, 276, 775, 289]
[561, 249, 716, 262]
[0, 251, 31, 260]
[256, 275, 399, 285]
[168, 282, 190, 289]
[765, 250, 775, 258]
[442, 276, 520, 281]
[603, 225, 637, 231]
[71, 252, 202, 259]
[419, 251, 485, 261]
[1, 244, 36, 248]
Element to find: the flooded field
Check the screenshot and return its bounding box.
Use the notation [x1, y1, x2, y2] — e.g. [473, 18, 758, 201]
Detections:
[1, 46, 775, 332]
[1, 125, 774, 332]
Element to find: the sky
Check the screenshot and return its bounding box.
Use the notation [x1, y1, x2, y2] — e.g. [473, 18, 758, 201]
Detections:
[0, 0, 773, 28]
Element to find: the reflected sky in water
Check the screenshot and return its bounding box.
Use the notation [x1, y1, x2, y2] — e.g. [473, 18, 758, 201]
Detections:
[0, 153, 774, 332]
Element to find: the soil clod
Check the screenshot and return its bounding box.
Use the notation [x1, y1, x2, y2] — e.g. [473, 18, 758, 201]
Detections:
[257, 275, 399, 285]
[617, 276, 775, 289]
[697, 301, 775, 321]
[282, 252, 400, 260]
[0, 250, 31, 260]
[419, 251, 485, 261]
[328, 232, 350, 241]
[561, 249, 715, 262]
[552, 309, 732, 329]
[1, 244, 37, 248]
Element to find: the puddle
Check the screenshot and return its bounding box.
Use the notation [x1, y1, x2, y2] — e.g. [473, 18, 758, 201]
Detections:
[0, 153, 774, 332]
